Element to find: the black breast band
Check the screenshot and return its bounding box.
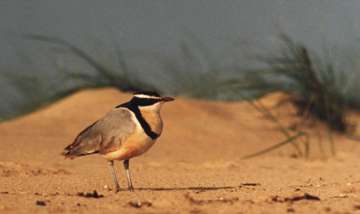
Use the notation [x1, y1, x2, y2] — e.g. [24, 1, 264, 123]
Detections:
[116, 102, 159, 140]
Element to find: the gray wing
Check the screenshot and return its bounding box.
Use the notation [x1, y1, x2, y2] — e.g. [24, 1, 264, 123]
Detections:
[62, 108, 136, 158]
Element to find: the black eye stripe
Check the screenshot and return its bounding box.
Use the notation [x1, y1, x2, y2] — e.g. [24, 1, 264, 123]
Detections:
[132, 98, 159, 106]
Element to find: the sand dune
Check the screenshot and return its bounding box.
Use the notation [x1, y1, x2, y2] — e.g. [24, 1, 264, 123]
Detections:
[1, 88, 360, 213]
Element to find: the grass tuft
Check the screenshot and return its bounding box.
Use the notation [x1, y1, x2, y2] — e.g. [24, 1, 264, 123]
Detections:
[23, 34, 157, 93]
[248, 34, 353, 133]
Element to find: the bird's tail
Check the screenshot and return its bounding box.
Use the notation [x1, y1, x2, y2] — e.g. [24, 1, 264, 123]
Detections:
[62, 143, 80, 159]
[62, 141, 99, 159]
[61, 147, 78, 159]
[62, 121, 100, 159]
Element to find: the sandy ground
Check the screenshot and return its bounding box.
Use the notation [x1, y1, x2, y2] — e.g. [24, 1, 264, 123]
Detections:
[1, 88, 360, 213]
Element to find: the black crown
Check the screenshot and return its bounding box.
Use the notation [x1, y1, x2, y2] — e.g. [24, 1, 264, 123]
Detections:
[134, 91, 160, 97]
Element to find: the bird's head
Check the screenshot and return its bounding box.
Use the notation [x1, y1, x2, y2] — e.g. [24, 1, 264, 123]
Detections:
[131, 91, 174, 112]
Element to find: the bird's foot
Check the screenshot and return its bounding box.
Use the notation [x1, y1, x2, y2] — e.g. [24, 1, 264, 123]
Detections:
[128, 186, 134, 192]
[114, 186, 121, 193]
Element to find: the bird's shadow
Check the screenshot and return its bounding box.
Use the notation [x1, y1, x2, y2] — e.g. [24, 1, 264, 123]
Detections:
[132, 183, 259, 192]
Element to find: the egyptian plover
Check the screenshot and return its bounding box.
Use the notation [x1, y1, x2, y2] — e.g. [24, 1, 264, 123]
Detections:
[62, 91, 174, 192]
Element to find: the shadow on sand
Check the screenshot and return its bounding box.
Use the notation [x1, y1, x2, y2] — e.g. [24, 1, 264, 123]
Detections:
[134, 183, 260, 192]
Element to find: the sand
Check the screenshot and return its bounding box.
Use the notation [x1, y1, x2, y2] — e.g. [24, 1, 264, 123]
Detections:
[1, 88, 360, 213]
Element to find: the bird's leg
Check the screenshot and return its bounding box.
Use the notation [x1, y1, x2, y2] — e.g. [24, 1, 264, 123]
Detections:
[108, 160, 120, 193]
[123, 159, 134, 191]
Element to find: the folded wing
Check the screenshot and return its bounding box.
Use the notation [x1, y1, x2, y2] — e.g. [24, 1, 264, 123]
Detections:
[62, 108, 136, 158]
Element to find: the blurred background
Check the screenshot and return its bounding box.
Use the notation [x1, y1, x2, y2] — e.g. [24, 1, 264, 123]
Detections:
[2, 0, 360, 122]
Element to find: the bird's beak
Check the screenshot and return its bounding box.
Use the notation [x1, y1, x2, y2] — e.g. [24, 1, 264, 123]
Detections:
[161, 96, 175, 102]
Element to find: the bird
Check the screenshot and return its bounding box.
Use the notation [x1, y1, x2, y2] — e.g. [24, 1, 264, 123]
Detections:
[62, 91, 174, 192]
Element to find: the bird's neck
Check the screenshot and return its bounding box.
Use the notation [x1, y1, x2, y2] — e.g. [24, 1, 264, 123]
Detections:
[116, 101, 163, 139]
[138, 107, 163, 135]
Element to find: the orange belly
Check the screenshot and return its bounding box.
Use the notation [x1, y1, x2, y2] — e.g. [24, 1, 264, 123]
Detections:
[102, 133, 156, 160]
